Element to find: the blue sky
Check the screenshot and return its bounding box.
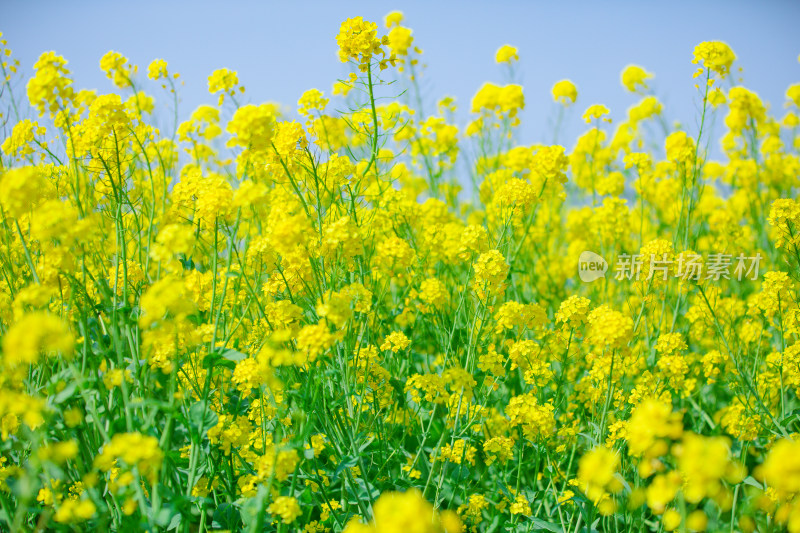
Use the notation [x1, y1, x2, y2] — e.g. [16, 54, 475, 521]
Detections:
[4, 0, 800, 156]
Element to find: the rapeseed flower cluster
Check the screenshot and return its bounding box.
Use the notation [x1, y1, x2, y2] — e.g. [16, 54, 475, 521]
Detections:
[0, 13, 798, 533]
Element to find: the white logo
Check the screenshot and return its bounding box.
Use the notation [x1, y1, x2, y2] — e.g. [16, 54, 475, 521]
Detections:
[578, 251, 607, 282]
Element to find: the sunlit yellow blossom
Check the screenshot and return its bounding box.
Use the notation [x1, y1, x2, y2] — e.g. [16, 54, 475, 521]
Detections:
[208, 67, 241, 105]
[692, 41, 736, 79]
[147, 58, 168, 80]
[665, 131, 695, 163]
[268, 496, 302, 524]
[583, 104, 611, 123]
[495, 45, 519, 64]
[336, 17, 395, 72]
[99, 50, 134, 88]
[94, 432, 163, 484]
[552, 79, 577, 105]
[2, 312, 74, 366]
[621, 65, 653, 92]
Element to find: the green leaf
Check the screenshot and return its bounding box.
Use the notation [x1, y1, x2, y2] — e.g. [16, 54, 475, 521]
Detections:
[528, 517, 563, 532]
[221, 349, 247, 362]
[189, 401, 218, 434]
[497, 481, 513, 500]
[212, 502, 241, 530]
[53, 382, 78, 404]
[203, 352, 236, 370]
[358, 436, 375, 452]
[166, 513, 182, 531]
[742, 475, 763, 489]
[333, 456, 359, 481]
[154, 507, 174, 527]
